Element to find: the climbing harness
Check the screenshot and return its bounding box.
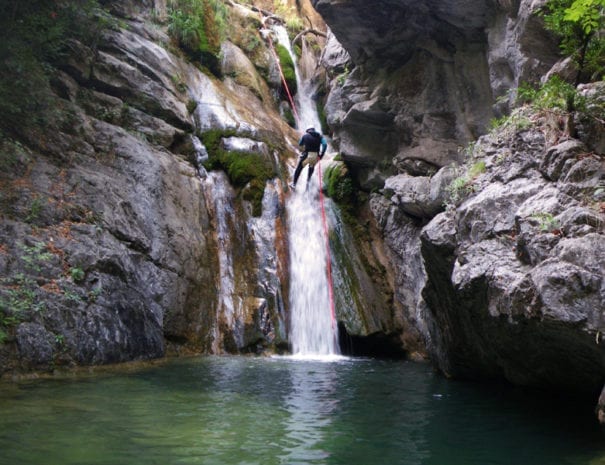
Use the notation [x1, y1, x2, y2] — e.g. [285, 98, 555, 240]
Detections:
[264, 21, 337, 331]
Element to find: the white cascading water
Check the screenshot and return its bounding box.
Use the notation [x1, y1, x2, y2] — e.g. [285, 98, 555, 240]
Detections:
[204, 171, 242, 353]
[273, 26, 340, 357]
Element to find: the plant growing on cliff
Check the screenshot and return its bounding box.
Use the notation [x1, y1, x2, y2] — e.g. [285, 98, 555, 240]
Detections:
[325, 164, 355, 205]
[531, 212, 562, 232]
[540, 0, 605, 83]
[0, 273, 46, 344]
[336, 65, 350, 87]
[167, 0, 228, 76]
[200, 129, 276, 216]
[276, 44, 298, 98]
[517, 75, 584, 111]
[444, 161, 486, 209]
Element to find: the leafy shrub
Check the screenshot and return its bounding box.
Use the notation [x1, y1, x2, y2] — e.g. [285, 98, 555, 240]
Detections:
[70, 267, 85, 283]
[517, 76, 584, 111]
[540, 0, 605, 83]
[167, 0, 228, 75]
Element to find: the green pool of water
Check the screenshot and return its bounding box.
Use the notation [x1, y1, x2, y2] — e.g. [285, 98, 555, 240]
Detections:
[0, 356, 603, 465]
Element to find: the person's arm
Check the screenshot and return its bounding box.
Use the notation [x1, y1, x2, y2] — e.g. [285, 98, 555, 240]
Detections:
[298, 136, 305, 148]
[320, 137, 327, 157]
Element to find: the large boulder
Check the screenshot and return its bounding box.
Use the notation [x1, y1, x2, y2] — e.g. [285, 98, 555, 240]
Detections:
[419, 122, 605, 397]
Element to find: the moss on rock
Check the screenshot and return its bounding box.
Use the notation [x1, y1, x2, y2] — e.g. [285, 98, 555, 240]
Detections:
[201, 129, 276, 216]
[276, 44, 297, 98]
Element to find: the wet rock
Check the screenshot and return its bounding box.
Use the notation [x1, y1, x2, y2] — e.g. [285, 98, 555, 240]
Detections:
[16, 324, 56, 367]
[220, 41, 267, 100]
[0, 0, 296, 374]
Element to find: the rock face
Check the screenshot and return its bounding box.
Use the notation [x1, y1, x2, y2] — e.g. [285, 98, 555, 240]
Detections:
[313, 0, 605, 404]
[316, 0, 560, 189]
[420, 122, 605, 394]
[0, 0, 399, 375]
[0, 0, 299, 374]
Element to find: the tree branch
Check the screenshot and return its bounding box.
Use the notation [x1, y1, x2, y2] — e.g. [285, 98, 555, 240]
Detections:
[293, 28, 327, 45]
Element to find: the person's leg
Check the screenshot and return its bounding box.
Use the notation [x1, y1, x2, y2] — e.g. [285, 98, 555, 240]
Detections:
[305, 152, 319, 188]
[307, 165, 314, 182]
[291, 152, 308, 187]
[292, 160, 304, 186]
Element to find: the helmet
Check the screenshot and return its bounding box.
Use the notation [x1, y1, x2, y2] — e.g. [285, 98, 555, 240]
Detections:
[306, 127, 315, 133]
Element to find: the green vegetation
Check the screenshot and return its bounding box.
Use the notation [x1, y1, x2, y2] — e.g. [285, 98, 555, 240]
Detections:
[517, 75, 583, 111]
[445, 161, 487, 209]
[167, 0, 228, 76]
[70, 267, 85, 283]
[88, 286, 103, 303]
[336, 66, 350, 87]
[445, 176, 474, 207]
[0, 0, 108, 135]
[20, 242, 54, 273]
[243, 31, 262, 54]
[531, 212, 562, 232]
[201, 129, 276, 216]
[325, 164, 355, 205]
[286, 16, 304, 35]
[0, 273, 44, 344]
[490, 108, 533, 132]
[187, 99, 198, 114]
[25, 196, 46, 224]
[276, 44, 298, 98]
[491, 74, 604, 139]
[540, 0, 605, 83]
[273, 0, 304, 36]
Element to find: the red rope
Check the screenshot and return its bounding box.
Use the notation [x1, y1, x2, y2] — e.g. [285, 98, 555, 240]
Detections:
[317, 160, 337, 329]
[266, 25, 337, 331]
[265, 31, 300, 126]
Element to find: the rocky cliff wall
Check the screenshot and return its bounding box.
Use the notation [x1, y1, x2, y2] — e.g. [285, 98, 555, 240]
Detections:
[0, 0, 298, 374]
[316, 0, 561, 187]
[0, 0, 401, 375]
[314, 0, 605, 403]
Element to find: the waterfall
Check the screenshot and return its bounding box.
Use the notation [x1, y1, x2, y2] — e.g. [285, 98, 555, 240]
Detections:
[272, 26, 321, 131]
[204, 171, 242, 353]
[273, 25, 340, 357]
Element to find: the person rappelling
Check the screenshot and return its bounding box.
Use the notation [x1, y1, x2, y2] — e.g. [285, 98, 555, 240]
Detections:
[290, 127, 327, 190]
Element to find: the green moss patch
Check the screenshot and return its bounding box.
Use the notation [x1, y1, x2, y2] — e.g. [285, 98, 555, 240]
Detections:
[276, 44, 297, 98]
[201, 129, 276, 216]
[325, 163, 355, 205]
